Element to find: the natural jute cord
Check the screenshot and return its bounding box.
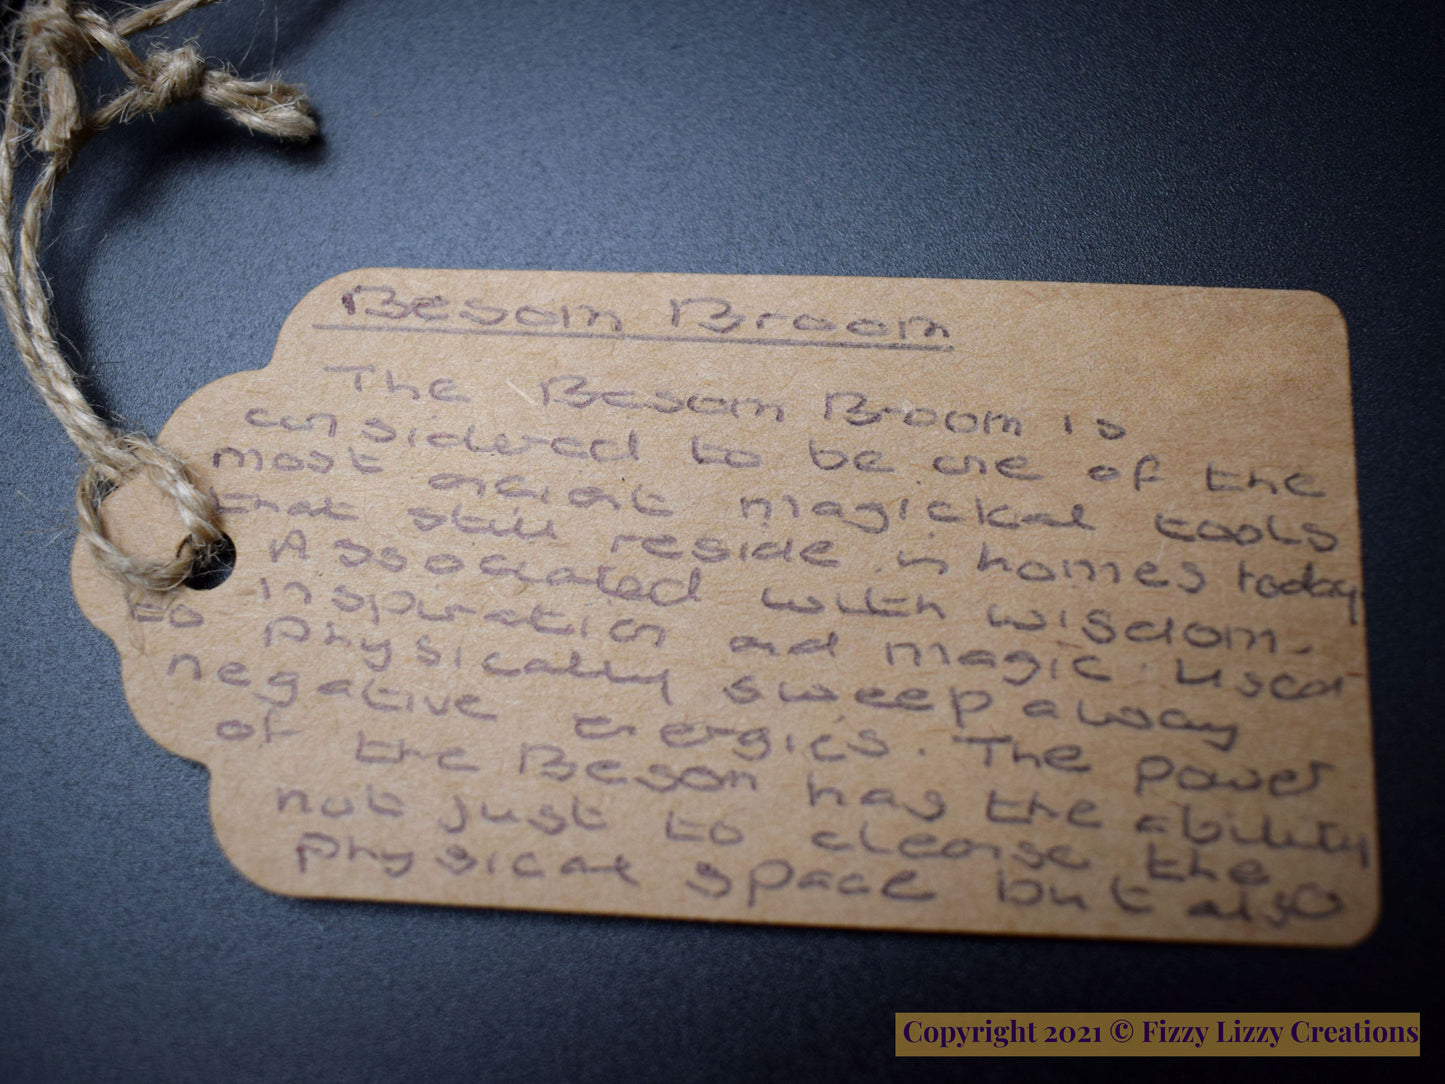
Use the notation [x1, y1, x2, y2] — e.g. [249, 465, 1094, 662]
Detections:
[0, 0, 315, 592]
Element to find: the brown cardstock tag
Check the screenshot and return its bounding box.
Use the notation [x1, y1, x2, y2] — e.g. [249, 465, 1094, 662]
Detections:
[72, 270, 1377, 944]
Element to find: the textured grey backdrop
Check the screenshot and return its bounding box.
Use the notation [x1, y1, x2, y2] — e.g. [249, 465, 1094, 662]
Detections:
[1, 1, 1440, 1080]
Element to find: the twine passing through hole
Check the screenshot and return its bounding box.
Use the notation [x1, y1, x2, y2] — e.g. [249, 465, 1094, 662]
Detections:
[0, 0, 315, 592]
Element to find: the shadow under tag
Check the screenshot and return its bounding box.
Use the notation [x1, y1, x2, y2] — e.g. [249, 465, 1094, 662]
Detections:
[73, 269, 1377, 944]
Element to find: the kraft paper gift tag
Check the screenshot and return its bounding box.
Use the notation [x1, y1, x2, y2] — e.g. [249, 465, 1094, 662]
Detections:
[75, 269, 1377, 945]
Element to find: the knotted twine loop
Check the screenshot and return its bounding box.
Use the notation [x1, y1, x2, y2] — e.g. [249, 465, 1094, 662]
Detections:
[0, 0, 316, 593]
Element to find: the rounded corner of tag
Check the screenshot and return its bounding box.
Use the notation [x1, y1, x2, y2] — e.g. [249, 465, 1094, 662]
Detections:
[276, 267, 399, 336]
[1331, 894, 1381, 949]
[1293, 289, 1349, 333]
[213, 834, 314, 902]
[208, 792, 315, 901]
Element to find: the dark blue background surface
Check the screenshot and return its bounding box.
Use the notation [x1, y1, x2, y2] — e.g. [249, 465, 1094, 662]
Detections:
[1, 1, 1440, 1080]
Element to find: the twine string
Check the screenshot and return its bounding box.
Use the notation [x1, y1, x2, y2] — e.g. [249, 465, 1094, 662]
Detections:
[0, 0, 315, 593]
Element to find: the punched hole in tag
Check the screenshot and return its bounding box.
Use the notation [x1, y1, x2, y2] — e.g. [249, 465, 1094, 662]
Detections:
[96, 476, 236, 592]
[183, 532, 236, 591]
